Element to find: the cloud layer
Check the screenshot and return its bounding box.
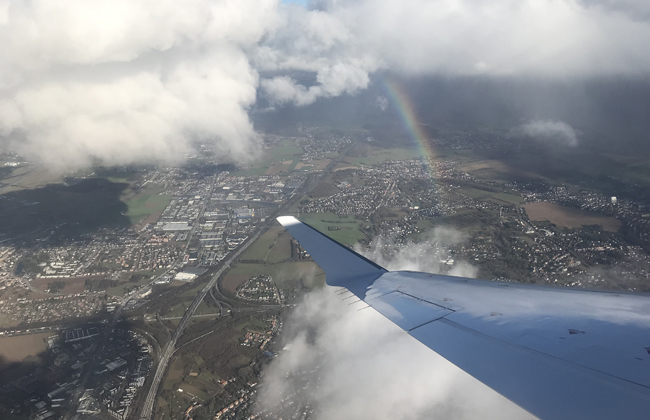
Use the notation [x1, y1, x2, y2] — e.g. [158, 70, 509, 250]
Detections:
[355, 227, 478, 278]
[512, 120, 580, 147]
[258, 0, 650, 106]
[0, 0, 277, 169]
[2, 0, 650, 168]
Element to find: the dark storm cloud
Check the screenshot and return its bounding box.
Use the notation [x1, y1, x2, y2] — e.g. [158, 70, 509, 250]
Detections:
[579, 0, 650, 21]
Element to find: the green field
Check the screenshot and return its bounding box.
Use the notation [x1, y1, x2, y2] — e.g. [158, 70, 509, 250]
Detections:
[123, 189, 172, 224]
[266, 230, 292, 263]
[236, 226, 293, 264]
[180, 283, 206, 298]
[165, 300, 219, 318]
[256, 260, 324, 290]
[165, 300, 193, 317]
[232, 139, 303, 176]
[161, 314, 269, 406]
[297, 213, 366, 246]
[458, 187, 523, 205]
[222, 227, 325, 294]
[195, 300, 220, 316]
[222, 260, 324, 295]
[94, 167, 143, 183]
[104, 269, 164, 296]
[239, 227, 283, 261]
[346, 146, 421, 166]
[267, 141, 304, 160]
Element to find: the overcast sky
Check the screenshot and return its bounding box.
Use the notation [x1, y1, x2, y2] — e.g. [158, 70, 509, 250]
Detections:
[1, 0, 649, 168]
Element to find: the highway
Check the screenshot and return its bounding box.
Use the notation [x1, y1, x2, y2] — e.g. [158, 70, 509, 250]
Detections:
[138, 224, 266, 420]
[138, 141, 355, 419]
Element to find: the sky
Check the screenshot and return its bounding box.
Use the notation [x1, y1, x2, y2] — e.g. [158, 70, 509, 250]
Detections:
[1, 0, 650, 169]
[281, 0, 308, 5]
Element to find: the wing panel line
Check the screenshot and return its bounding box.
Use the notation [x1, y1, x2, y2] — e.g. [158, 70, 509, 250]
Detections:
[428, 317, 650, 392]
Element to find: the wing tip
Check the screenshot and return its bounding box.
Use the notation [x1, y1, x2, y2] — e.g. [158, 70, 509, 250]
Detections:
[277, 215, 300, 227]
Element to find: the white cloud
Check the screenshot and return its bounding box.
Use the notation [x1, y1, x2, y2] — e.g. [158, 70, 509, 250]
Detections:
[259, 0, 650, 106]
[375, 95, 388, 111]
[261, 62, 370, 106]
[0, 0, 278, 169]
[355, 227, 478, 278]
[2, 0, 650, 167]
[513, 120, 580, 147]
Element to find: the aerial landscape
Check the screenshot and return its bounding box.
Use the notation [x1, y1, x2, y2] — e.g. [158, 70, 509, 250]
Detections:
[1, 0, 650, 419]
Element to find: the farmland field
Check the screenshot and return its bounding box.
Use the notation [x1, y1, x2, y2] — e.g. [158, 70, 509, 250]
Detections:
[308, 182, 340, 198]
[232, 139, 303, 176]
[345, 146, 420, 166]
[221, 259, 323, 294]
[0, 333, 51, 365]
[0, 165, 65, 193]
[222, 273, 251, 293]
[105, 270, 163, 296]
[123, 188, 172, 225]
[266, 230, 292, 263]
[456, 158, 546, 180]
[31, 276, 91, 294]
[458, 187, 524, 205]
[221, 222, 307, 293]
[297, 212, 366, 246]
[263, 261, 324, 290]
[523, 201, 622, 232]
[239, 227, 284, 261]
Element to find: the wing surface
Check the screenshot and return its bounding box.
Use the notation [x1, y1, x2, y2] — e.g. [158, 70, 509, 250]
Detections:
[277, 216, 386, 296]
[277, 216, 650, 420]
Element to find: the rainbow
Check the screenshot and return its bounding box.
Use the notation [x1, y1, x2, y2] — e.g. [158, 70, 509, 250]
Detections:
[381, 78, 438, 178]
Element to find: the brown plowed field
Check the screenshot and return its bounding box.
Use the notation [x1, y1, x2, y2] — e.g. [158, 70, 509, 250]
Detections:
[222, 274, 248, 293]
[31, 276, 89, 294]
[0, 333, 51, 364]
[523, 202, 621, 232]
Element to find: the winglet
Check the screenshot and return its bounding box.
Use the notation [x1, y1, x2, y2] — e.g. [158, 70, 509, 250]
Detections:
[277, 215, 301, 227]
[277, 216, 386, 298]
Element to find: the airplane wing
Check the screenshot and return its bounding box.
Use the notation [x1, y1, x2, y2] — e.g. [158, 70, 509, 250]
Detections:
[277, 216, 650, 420]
